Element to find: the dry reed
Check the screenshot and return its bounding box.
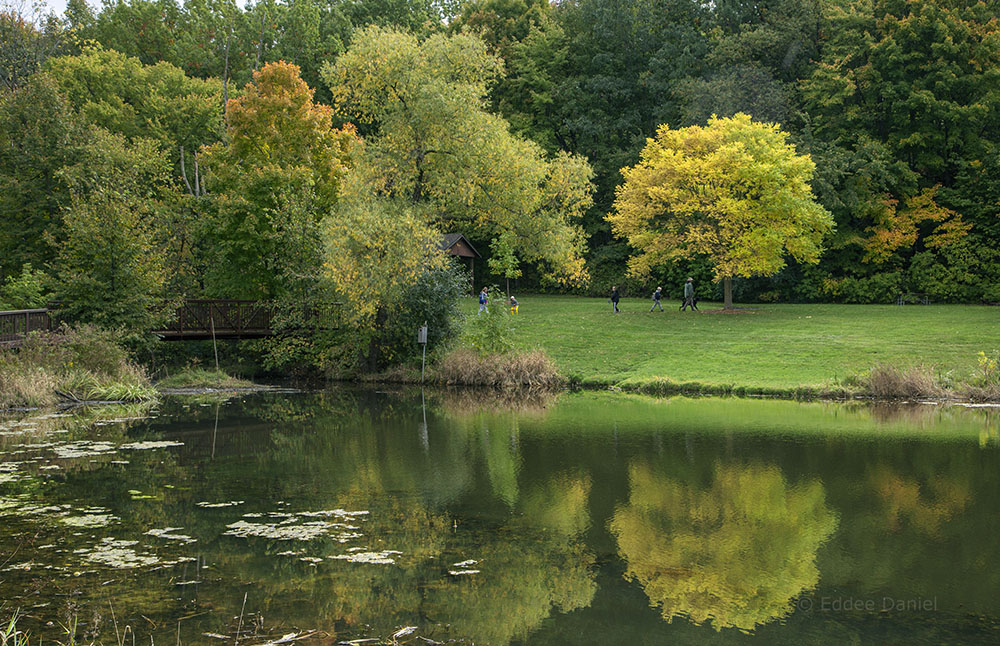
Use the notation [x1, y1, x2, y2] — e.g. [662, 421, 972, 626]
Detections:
[863, 364, 944, 400]
[433, 348, 565, 390]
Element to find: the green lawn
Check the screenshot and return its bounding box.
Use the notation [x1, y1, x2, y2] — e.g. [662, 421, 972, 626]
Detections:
[464, 295, 1000, 391]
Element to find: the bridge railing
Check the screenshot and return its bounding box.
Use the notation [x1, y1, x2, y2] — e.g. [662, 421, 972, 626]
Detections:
[0, 309, 52, 345]
[154, 299, 272, 338]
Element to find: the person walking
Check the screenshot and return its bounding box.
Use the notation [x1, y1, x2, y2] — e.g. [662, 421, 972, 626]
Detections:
[611, 286, 621, 313]
[649, 286, 663, 312]
[478, 287, 489, 315]
[509, 295, 519, 314]
[681, 277, 698, 311]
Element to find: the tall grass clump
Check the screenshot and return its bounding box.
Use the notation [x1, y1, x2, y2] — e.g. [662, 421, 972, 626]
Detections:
[434, 347, 564, 389]
[857, 363, 944, 400]
[0, 325, 157, 408]
[1, 610, 28, 646]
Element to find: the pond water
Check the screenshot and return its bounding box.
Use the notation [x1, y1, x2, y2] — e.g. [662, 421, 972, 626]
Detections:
[2, 390, 999, 645]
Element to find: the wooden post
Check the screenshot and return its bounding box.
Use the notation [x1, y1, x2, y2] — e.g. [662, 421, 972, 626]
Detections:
[210, 312, 220, 382]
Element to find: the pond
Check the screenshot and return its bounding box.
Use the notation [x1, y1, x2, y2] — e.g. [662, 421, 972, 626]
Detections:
[1, 389, 999, 645]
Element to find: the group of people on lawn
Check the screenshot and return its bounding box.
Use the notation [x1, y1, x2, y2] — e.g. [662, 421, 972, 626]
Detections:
[476, 278, 697, 316]
[477, 287, 517, 315]
[611, 278, 698, 313]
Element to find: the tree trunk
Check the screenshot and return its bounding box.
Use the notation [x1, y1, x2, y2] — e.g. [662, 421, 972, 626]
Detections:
[506, 277, 510, 300]
[723, 276, 733, 309]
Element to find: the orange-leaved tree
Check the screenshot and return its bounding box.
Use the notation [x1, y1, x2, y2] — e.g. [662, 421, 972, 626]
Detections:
[200, 61, 359, 299]
[608, 114, 833, 308]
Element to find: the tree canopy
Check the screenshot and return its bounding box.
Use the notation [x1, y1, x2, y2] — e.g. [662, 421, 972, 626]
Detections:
[322, 26, 594, 286]
[609, 114, 833, 307]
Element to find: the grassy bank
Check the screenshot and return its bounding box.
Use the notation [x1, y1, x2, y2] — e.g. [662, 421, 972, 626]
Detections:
[155, 366, 253, 390]
[462, 296, 1000, 397]
[0, 327, 157, 409]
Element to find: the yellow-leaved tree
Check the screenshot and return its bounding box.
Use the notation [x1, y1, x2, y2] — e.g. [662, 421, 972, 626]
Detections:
[321, 26, 593, 287]
[608, 113, 833, 308]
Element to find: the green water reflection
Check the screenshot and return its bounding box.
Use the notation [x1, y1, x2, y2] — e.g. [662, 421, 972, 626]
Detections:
[1, 391, 999, 644]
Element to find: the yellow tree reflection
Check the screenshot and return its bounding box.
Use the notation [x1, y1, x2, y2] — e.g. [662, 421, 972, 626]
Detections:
[610, 462, 837, 631]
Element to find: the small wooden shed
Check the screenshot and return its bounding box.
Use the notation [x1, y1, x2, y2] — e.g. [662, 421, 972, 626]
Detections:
[439, 233, 481, 294]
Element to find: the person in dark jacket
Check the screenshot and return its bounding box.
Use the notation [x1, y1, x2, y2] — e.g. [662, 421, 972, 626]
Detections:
[649, 286, 663, 312]
[681, 277, 698, 311]
[611, 286, 620, 313]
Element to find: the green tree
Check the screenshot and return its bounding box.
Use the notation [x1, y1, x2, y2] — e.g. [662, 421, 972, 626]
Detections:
[487, 231, 522, 298]
[322, 26, 594, 287]
[45, 47, 225, 185]
[0, 1, 68, 92]
[321, 171, 452, 372]
[609, 113, 833, 308]
[52, 129, 174, 333]
[0, 72, 83, 276]
[0, 263, 49, 309]
[200, 61, 357, 299]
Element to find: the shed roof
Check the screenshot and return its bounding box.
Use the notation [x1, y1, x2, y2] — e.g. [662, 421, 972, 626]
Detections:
[439, 233, 481, 258]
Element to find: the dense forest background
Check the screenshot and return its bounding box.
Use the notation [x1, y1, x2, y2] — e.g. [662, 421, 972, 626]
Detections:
[3, 0, 999, 310]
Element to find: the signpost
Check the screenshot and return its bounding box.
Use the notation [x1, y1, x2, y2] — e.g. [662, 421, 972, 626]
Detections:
[418, 323, 428, 383]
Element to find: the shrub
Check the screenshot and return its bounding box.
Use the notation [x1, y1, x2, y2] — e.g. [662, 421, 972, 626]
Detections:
[963, 351, 1000, 401]
[462, 294, 516, 356]
[434, 347, 564, 389]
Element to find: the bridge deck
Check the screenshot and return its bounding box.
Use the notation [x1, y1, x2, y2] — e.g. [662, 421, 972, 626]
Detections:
[0, 300, 275, 345]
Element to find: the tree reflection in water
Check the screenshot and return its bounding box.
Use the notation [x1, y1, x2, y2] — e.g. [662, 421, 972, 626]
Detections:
[610, 462, 838, 631]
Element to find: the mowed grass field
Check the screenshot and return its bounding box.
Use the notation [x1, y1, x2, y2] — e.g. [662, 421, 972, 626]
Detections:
[463, 295, 1000, 391]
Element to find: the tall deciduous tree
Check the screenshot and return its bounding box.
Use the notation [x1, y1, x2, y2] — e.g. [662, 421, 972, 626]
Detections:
[0, 1, 67, 93]
[322, 26, 593, 286]
[200, 61, 358, 298]
[53, 129, 174, 333]
[0, 72, 83, 277]
[609, 113, 833, 308]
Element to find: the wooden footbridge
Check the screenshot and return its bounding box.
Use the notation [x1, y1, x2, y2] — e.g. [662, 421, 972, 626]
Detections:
[0, 300, 275, 346]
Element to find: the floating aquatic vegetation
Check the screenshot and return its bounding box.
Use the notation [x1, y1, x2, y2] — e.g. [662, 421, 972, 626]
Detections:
[299, 556, 324, 564]
[328, 550, 401, 565]
[196, 500, 244, 508]
[51, 441, 117, 459]
[2, 561, 51, 572]
[0, 498, 71, 516]
[61, 513, 118, 528]
[298, 509, 369, 519]
[224, 508, 368, 542]
[145, 527, 197, 544]
[76, 538, 161, 568]
[224, 519, 357, 542]
[119, 440, 183, 450]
